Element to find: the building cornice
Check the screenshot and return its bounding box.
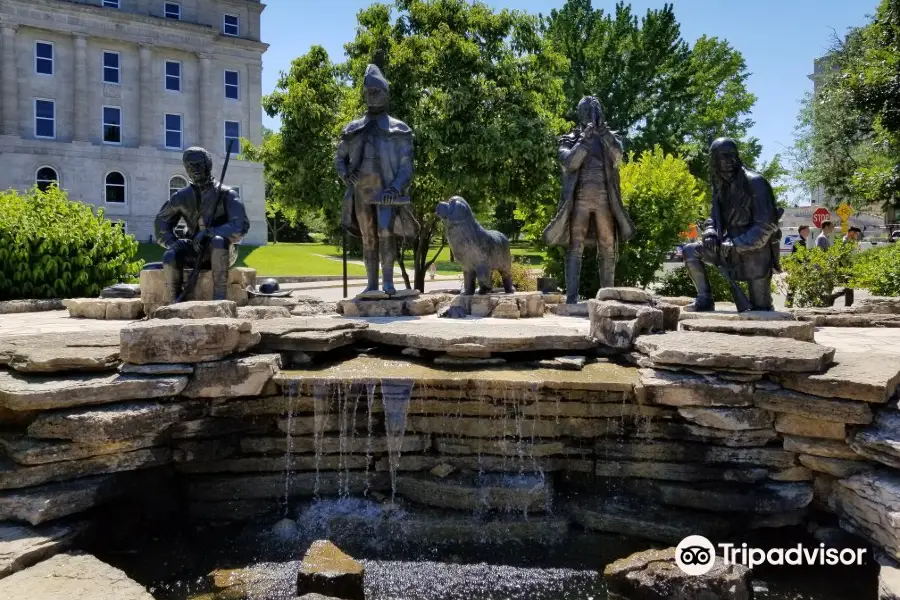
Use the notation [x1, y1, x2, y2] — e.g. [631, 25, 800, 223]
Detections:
[1, 0, 268, 57]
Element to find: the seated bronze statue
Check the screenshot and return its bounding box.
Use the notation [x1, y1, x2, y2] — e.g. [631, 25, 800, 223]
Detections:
[154, 147, 250, 301]
[683, 138, 782, 312]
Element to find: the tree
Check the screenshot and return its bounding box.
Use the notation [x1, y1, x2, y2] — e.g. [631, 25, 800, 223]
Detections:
[543, 147, 706, 298]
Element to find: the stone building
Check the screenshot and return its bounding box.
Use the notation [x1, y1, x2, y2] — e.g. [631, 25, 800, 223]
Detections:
[0, 0, 268, 245]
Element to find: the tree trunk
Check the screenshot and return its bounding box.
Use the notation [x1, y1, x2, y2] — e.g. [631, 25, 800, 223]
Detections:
[398, 243, 412, 289]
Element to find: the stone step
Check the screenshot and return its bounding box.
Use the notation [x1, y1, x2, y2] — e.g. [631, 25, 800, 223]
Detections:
[0, 551, 154, 599]
[678, 318, 815, 342]
[0, 522, 80, 580]
[152, 300, 237, 319]
[0, 331, 121, 374]
[394, 472, 551, 513]
[119, 318, 259, 364]
[777, 351, 900, 404]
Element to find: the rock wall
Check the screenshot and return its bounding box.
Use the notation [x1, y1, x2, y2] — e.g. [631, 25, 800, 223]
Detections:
[2, 305, 900, 584]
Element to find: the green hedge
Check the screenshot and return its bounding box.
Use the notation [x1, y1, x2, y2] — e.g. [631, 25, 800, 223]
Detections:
[852, 243, 900, 296]
[656, 263, 738, 302]
[781, 241, 855, 308]
[0, 186, 142, 300]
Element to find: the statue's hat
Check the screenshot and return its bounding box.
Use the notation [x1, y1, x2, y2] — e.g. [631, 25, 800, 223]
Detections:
[363, 64, 389, 92]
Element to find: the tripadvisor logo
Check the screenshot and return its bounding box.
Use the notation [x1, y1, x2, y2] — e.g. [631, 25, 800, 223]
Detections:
[675, 535, 868, 575]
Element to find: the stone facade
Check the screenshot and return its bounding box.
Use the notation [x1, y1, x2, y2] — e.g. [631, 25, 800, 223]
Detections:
[0, 0, 267, 245]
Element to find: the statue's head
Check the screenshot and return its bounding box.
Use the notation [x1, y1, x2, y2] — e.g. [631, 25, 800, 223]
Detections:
[182, 147, 214, 187]
[709, 138, 742, 180]
[436, 196, 472, 223]
[577, 96, 604, 128]
[363, 64, 390, 113]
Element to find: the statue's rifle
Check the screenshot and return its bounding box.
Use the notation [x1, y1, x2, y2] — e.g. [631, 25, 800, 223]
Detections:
[176, 139, 234, 303]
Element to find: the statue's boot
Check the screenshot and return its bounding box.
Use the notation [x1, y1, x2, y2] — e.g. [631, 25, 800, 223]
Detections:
[380, 236, 397, 295]
[362, 248, 379, 294]
[684, 259, 715, 311]
[210, 245, 230, 301]
[163, 262, 184, 302]
[565, 249, 582, 305]
[598, 247, 616, 290]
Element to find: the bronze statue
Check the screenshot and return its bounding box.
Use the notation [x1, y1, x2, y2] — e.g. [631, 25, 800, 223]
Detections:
[543, 96, 635, 304]
[682, 138, 782, 312]
[335, 64, 418, 296]
[437, 196, 514, 295]
[155, 147, 249, 301]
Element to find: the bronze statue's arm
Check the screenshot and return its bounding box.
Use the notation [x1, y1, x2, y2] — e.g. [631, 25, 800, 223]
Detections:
[731, 177, 779, 252]
[334, 135, 351, 183]
[209, 190, 250, 244]
[601, 131, 624, 167]
[154, 193, 184, 249]
[558, 137, 589, 172]
[388, 134, 414, 193]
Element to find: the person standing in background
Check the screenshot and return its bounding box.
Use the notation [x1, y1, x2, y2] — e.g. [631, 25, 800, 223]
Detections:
[815, 221, 834, 250]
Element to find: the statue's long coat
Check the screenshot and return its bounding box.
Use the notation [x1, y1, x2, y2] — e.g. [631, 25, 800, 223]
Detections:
[335, 113, 418, 239]
[542, 129, 635, 248]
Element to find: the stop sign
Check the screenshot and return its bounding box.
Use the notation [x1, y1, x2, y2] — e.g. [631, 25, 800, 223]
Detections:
[812, 207, 831, 228]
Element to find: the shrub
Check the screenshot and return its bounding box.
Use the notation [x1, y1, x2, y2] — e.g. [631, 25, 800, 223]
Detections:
[0, 186, 142, 300]
[780, 241, 855, 307]
[543, 147, 706, 299]
[493, 259, 537, 292]
[851, 243, 900, 296]
[656, 264, 737, 302]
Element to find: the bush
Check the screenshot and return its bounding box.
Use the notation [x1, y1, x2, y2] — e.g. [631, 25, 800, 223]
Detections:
[851, 243, 900, 296]
[543, 147, 705, 299]
[493, 259, 537, 292]
[0, 186, 142, 300]
[656, 264, 738, 302]
[781, 241, 855, 307]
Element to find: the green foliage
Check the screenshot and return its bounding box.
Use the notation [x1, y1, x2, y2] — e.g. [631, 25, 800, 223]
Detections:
[781, 242, 856, 308]
[851, 243, 900, 297]
[0, 186, 141, 300]
[656, 264, 736, 302]
[543, 147, 705, 298]
[492, 259, 537, 292]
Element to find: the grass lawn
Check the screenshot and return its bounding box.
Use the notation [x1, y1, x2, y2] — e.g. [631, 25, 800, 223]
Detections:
[135, 241, 545, 277]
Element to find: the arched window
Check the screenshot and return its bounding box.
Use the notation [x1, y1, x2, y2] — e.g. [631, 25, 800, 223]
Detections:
[105, 171, 126, 203]
[169, 175, 187, 198]
[35, 166, 58, 192]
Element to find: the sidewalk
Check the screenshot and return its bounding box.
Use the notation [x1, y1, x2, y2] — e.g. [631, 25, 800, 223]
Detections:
[280, 274, 462, 292]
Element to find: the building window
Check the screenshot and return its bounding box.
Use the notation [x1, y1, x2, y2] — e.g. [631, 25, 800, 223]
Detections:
[105, 172, 126, 204]
[103, 106, 122, 144]
[224, 70, 239, 100]
[34, 99, 55, 139]
[164, 2, 181, 19]
[165, 61, 181, 92]
[35, 42, 54, 76]
[224, 121, 241, 154]
[35, 166, 59, 192]
[223, 14, 239, 36]
[169, 175, 187, 198]
[103, 51, 120, 84]
[165, 114, 183, 150]
[103, 0, 120, 7]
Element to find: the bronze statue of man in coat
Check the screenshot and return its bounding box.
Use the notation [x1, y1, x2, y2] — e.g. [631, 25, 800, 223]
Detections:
[335, 64, 418, 296]
[543, 96, 635, 304]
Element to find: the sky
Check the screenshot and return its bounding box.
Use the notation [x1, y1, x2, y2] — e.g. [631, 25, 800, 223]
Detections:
[259, 0, 874, 178]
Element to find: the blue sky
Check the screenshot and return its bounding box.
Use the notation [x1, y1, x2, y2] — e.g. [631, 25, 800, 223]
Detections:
[260, 0, 872, 172]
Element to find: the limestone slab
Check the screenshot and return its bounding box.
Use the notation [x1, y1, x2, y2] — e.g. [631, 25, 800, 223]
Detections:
[782, 436, 863, 461]
[0, 448, 171, 490]
[778, 352, 900, 404]
[0, 552, 154, 599]
[626, 479, 813, 514]
[793, 311, 900, 327]
[831, 471, 900, 561]
[175, 455, 368, 474]
[593, 439, 797, 468]
[118, 363, 194, 376]
[236, 306, 292, 320]
[798, 455, 873, 479]
[27, 401, 201, 443]
[633, 419, 776, 447]
[395, 473, 551, 512]
[635, 331, 835, 372]
[595, 287, 652, 303]
[0, 522, 78, 579]
[120, 318, 259, 364]
[679, 306, 795, 321]
[0, 434, 157, 465]
[255, 318, 367, 352]
[297, 540, 365, 600]
[595, 460, 768, 483]
[404, 415, 625, 439]
[361, 319, 596, 353]
[152, 300, 237, 319]
[857, 297, 900, 315]
[754, 386, 873, 424]
[434, 438, 573, 458]
[0, 372, 188, 412]
[637, 368, 752, 407]
[0, 475, 132, 525]
[677, 407, 773, 431]
[240, 435, 429, 455]
[186, 472, 381, 501]
[181, 354, 281, 399]
[64, 298, 144, 320]
[678, 318, 814, 342]
[0, 331, 121, 374]
[589, 301, 663, 349]
[775, 413, 846, 440]
[851, 412, 900, 469]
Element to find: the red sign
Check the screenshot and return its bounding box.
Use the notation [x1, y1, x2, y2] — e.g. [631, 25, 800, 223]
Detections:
[812, 207, 831, 228]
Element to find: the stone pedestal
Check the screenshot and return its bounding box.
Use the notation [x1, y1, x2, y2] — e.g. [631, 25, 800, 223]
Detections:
[63, 298, 144, 320]
[438, 292, 545, 319]
[139, 268, 255, 315]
